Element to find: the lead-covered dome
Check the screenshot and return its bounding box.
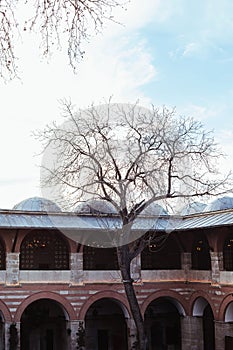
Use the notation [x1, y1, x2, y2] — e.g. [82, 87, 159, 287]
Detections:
[203, 196, 233, 212]
[13, 197, 61, 212]
[74, 199, 117, 215]
[181, 202, 207, 215]
[140, 203, 168, 216]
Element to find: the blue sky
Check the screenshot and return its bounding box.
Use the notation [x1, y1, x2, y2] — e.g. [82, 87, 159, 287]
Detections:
[0, 0, 233, 209]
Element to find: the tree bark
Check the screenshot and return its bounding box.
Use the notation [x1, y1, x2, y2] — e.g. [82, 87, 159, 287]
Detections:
[117, 245, 146, 350]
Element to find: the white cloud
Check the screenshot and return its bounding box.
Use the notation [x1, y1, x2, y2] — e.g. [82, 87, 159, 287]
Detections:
[182, 42, 201, 57]
[104, 0, 166, 35]
[178, 103, 233, 180]
[180, 104, 221, 121]
[166, 1, 233, 61]
[215, 129, 233, 177]
[169, 42, 204, 60]
[77, 38, 157, 104]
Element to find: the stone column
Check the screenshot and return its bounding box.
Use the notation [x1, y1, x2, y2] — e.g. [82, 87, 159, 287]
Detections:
[210, 252, 223, 285]
[6, 322, 20, 350]
[5, 253, 20, 286]
[181, 316, 204, 350]
[181, 252, 192, 281]
[68, 320, 85, 350]
[70, 252, 84, 285]
[4, 322, 11, 350]
[15, 322, 20, 350]
[215, 320, 233, 350]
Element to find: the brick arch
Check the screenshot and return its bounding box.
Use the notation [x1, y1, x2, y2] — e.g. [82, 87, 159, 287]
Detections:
[188, 291, 217, 319]
[78, 290, 130, 320]
[0, 300, 12, 322]
[14, 291, 77, 322]
[219, 294, 233, 322]
[141, 290, 188, 317]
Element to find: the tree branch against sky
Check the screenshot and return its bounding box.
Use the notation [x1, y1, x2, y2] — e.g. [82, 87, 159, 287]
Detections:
[39, 101, 231, 212]
[36, 100, 232, 350]
[0, 0, 125, 80]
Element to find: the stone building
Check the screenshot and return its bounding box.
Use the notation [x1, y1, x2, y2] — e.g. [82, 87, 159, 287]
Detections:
[0, 196, 233, 349]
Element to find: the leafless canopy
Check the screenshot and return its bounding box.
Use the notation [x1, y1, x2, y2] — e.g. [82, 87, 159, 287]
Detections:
[38, 100, 231, 222]
[0, 0, 124, 80]
[36, 99, 232, 350]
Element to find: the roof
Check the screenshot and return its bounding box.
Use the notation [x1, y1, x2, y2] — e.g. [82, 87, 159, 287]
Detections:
[0, 206, 233, 233]
[0, 210, 170, 231]
[175, 209, 233, 231]
[7, 194, 233, 232]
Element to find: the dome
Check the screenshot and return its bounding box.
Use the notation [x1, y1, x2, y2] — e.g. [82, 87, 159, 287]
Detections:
[203, 196, 233, 212]
[74, 199, 117, 215]
[140, 203, 168, 216]
[13, 197, 61, 212]
[181, 202, 207, 215]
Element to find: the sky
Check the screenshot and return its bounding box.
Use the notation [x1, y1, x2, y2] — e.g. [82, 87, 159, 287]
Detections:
[0, 0, 233, 209]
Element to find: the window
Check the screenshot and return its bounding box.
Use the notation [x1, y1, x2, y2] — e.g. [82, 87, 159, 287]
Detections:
[0, 239, 5, 270]
[223, 236, 233, 271]
[83, 246, 119, 270]
[141, 235, 181, 270]
[191, 234, 211, 270]
[20, 231, 69, 270]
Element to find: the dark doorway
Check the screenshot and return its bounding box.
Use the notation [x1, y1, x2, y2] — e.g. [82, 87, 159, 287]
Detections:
[20, 299, 68, 350]
[45, 329, 54, 350]
[0, 313, 4, 350]
[144, 298, 182, 350]
[85, 298, 128, 350]
[203, 304, 215, 350]
[98, 329, 109, 350]
[225, 336, 233, 350]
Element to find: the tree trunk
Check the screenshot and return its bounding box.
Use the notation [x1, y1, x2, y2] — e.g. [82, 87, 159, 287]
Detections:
[117, 245, 146, 350]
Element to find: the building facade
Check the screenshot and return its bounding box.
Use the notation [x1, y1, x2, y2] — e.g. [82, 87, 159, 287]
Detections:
[0, 197, 233, 349]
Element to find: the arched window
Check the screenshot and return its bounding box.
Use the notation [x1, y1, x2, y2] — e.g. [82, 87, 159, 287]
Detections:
[223, 236, 233, 271]
[141, 234, 181, 270]
[83, 246, 119, 270]
[0, 239, 5, 270]
[20, 231, 69, 270]
[191, 234, 211, 270]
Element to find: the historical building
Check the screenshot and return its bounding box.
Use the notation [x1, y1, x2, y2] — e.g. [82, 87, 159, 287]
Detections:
[0, 196, 233, 349]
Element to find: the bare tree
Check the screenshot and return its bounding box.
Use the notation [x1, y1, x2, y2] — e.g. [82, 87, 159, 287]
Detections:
[37, 100, 231, 350]
[0, 0, 125, 80]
